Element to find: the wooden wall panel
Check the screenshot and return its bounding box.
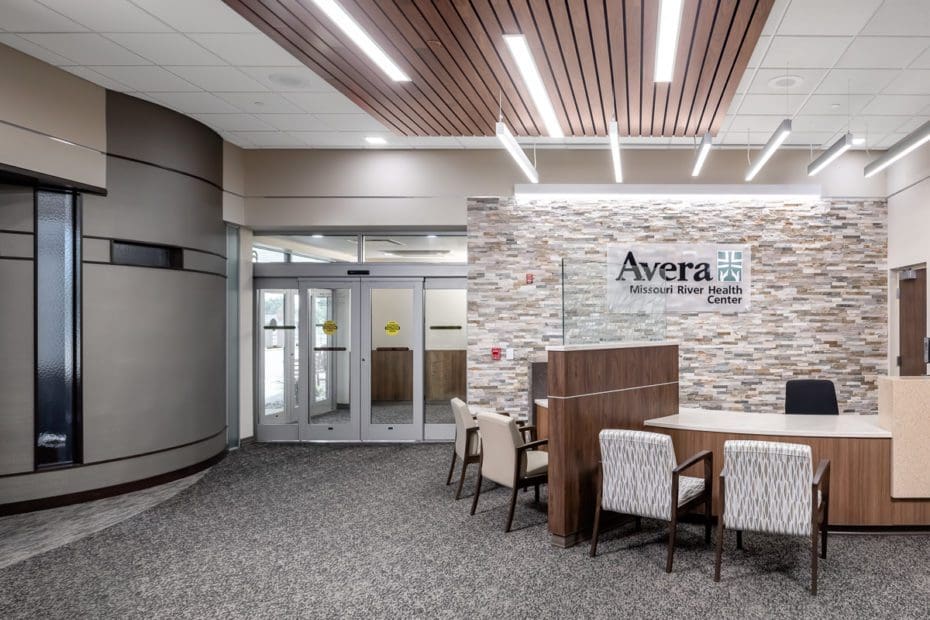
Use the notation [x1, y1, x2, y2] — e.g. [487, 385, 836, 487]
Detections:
[425, 350, 466, 400]
[371, 349, 413, 401]
[225, 0, 775, 138]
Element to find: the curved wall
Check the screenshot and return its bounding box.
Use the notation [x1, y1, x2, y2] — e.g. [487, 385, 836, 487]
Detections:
[0, 92, 226, 507]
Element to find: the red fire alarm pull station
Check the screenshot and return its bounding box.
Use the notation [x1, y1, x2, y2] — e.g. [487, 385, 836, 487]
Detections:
[491, 347, 502, 361]
[525, 273, 534, 284]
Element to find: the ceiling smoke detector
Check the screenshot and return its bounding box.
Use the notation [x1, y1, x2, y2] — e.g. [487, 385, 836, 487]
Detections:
[767, 75, 803, 89]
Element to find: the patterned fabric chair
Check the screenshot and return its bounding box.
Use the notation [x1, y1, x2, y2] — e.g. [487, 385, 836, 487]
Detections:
[714, 440, 831, 594]
[446, 398, 480, 500]
[470, 412, 548, 532]
[590, 430, 713, 573]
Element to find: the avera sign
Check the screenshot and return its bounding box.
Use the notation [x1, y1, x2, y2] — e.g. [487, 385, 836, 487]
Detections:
[607, 243, 751, 313]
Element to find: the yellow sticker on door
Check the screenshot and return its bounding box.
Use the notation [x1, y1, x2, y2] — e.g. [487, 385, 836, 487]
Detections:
[384, 320, 401, 336]
[322, 320, 338, 335]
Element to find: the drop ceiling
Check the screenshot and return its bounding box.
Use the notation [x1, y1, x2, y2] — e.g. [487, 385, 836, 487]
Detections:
[1, 0, 929, 150]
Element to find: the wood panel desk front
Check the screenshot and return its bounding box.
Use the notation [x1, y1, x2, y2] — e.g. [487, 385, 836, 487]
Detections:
[645, 409, 930, 527]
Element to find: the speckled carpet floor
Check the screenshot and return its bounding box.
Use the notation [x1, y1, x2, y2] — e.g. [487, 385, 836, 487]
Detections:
[1, 442, 929, 619]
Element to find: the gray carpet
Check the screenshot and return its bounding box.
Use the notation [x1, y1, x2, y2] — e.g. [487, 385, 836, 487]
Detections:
[2, 443, 929, 619]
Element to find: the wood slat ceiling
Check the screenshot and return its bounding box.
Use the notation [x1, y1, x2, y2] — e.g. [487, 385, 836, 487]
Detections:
[223, 0, 774, 137]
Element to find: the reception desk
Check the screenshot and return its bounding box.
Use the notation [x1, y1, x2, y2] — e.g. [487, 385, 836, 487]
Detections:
[645, 408, 930, 527]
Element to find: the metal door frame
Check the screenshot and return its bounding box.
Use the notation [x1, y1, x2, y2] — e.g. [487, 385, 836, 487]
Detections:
[361, 278, 424, 441]
[298, 278, 361, 441]
[254, 282, 300, 442]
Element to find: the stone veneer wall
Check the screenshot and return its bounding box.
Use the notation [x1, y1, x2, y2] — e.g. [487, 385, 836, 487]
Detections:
[467, 196, 888, 416]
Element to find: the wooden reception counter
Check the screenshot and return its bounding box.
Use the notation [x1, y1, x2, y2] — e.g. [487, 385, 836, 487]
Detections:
[645, 408, 930, 528]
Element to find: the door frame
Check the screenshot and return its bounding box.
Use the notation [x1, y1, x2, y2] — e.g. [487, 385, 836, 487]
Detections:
[361, 278, 424, 441]
[254, 281, 301, 442]
[298, 278, 361, 441]
[891, 264, 928, 376]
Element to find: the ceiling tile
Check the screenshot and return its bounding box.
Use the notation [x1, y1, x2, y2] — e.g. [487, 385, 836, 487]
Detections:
[219, 132, 254, 147]
[0, 0, 86, 32]
[735, 93, 809, 116]
[214, 92, 303, 114]
[191, 114, 274, 132]
[103, 33, 224, 65]
[777, 0, 883, 36]
[889, 117, 930, 135]
[38, 0, 172, 33]
[784, 132, 836, 147]
[254, 114, 330, 131]
[874, 132, 907, 148]
[849, 115, 913, 135]
[0, 32, 71, 65]
[836, 37, 930, 68]
[407, 137, 465, 148]
[165, 66, 267, 91]
[88, 65, 199, 91]
[817, 68, 899, 93]
[747, 36, 770, 68]
[911, 46, 930, 69]
[282, 92, 364, 114]
[59, 65, 133, 91]
[735, 72, 754, 94]
[226, 131, 305, 147]
[762, 36, 851, 69]
[860, 94, 930, 115]
[862, 0, 930, 36]
[761, 0, 789, 36]
[745, 68, 827, 94]
[724, 115, 789, 133]
[188, 33, 301, 67]
[20, 33, 149, 65]
[295, 132, 382, 148]
[239, 67, 334, 92]
[131, 0, 256, 33]
[313, 114, 387, 131]
[882, 70, 930, 94]
[797, 93, 872, 115]
[145, 92, 242, 114]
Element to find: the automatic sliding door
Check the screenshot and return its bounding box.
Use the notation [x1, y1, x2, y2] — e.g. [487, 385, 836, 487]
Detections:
[300, 280, 360, 441]
[255, 287, 300, 441]
[362, 280, 423, 441]
[424, 279, 466, 440]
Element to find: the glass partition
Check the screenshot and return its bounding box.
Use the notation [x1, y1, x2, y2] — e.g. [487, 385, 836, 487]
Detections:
[560, 258, 667, 345]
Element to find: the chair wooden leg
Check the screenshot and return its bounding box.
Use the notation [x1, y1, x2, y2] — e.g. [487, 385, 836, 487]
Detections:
[505, 485, 519, 532]
[469, 473, 482, 516]
[666, 513, 679, 573]
[821, 508, 829, 559]
[704, 496, 712, 544]
[634, 516, 642, 531]
[534, 483, 540, 503]
[714, 520, 725, 582]
[590, 501, 602, 557]
[811, 524, 820, 595]
[454, 459, 469, 500]
[446, 449, 457, 485]
[736, 530, 743, 550]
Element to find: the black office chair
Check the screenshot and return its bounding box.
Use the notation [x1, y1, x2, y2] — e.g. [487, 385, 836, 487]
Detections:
[785, 380, 839, 415]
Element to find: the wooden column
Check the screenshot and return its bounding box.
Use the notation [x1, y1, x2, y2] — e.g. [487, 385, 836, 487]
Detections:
[546, 343, 679, 547]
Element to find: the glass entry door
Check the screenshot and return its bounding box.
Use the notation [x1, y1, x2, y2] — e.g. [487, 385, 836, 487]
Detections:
[255, 287, 300, 441]
[361, 280, 424, 441]
[298, 279, 360, 441]
[424, 278, 466, 441]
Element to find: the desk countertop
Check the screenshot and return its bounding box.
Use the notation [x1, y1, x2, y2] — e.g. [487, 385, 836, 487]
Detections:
[645, 407, 891, 439]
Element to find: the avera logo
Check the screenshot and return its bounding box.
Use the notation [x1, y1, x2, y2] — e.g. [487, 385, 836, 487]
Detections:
[716, 250, 742, 282]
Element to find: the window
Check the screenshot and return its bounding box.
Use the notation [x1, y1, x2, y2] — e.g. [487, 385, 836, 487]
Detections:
[363, 234, 466, 263]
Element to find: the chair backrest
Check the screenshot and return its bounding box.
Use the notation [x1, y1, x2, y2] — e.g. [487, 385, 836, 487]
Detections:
[785, 379, 839, 415]
[451, 398, 478, 458]
[599, 429, 678, 521]
[475, 412, 524, 488]
[722, 440, 813, 536]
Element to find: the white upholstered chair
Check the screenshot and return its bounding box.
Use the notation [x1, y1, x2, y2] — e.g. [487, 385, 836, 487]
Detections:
[590, 430, 713, 572]
[714, 440, 831, 595]
[445, 398, 481, 499]
[470, 412, 548, 532]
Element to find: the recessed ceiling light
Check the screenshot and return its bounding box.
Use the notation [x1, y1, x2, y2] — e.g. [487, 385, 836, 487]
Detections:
[426, 234, 438, 238]
[311, 0, 411, 82]
[312, 234, 324, 239]
[830, 103, 841, 110]
[852, 136, 866, 146]
[365, 136, 387, 145]
[503, 35, 563, 138]
[655, 0, 684, 82]
[767, 75, 803, 89]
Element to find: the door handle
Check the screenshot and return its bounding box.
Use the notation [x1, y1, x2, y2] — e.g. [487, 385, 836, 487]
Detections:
[924, 337, 929, 365]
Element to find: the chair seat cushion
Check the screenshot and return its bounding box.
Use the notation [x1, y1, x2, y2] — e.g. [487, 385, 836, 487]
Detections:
[677, 476, 705, 506]
[524, 450, 548, 477]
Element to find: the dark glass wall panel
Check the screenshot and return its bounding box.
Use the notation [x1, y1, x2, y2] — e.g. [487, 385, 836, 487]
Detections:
[35, 190, 81, 467]
[111, 241, 182, 269]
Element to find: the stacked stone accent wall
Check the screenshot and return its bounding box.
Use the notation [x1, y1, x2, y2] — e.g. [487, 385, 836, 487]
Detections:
[467, 196, 888, 416]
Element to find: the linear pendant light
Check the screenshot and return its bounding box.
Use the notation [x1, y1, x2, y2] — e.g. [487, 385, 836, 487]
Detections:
[655, 0, 684, 82]
[608, 121, 623, 182]
[807, 132, 852, 176]
[864, 120, 930, 178]
[312, 0, 410, 82]
[496, 121, 539, 183]
[503, 35, 563, 138]
[745, 119, 792, 181]
[691, 133, 712, 177]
